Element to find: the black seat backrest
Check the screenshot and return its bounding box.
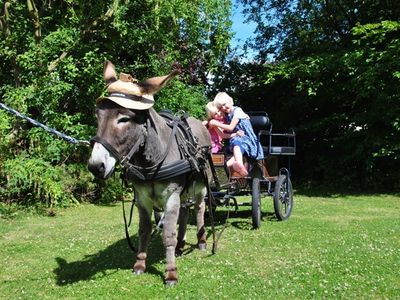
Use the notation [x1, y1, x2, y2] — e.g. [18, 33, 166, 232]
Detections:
[247, 111, 271, 135]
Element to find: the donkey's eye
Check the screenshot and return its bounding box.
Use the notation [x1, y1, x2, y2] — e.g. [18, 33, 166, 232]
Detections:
[117, 117, 131, 123]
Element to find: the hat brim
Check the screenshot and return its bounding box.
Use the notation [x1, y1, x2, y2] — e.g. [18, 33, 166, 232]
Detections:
[96, 95, 154, 110]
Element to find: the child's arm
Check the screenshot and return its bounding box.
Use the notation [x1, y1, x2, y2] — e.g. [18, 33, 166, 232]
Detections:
[209, 117, 239, 132]
[215, 127, 244, 139]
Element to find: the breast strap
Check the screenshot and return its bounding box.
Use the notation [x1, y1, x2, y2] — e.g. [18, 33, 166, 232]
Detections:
[123, 111, 207, 181]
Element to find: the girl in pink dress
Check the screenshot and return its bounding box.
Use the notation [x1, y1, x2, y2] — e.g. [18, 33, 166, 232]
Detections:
[203, 101, 242, 153]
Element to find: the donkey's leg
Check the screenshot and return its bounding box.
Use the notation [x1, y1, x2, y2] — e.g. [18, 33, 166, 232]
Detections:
[176, 206, 189, 256]
[133, 205, 152, 275]
[194, 186, 207, 250]
[163, 192, 181, 286]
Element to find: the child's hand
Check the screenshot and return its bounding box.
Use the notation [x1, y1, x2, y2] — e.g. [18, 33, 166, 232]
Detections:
[208, 119, 219, 127]
[236, 130, 245, 137]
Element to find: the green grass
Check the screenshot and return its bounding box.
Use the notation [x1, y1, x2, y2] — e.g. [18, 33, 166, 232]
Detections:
[1, 194, 399, 299]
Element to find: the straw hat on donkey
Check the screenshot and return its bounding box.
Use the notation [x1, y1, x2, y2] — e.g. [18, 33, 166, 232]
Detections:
[97, 61, 180, 110]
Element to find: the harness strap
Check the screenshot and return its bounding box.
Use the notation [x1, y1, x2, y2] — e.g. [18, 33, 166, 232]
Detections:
[120, 135, 145, 166]
[160, 110, 201, 171]
[125, 159, 193, 181]
[90, 136, 123, 161]
[122, 117, 183, 181]
[148, 117, 180, 180]
[122, 194, 137, 252]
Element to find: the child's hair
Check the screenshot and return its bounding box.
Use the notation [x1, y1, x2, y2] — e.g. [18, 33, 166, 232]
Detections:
[213, 92, 233, 108]
[205, 101, 218, 120]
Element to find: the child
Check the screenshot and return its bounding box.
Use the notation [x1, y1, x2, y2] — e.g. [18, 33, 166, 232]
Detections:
[210, 92, 264, 176]
[203, 101, 243, 154]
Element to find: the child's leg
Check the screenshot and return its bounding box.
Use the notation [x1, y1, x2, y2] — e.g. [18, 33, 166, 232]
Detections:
[225, 146, 242, 167]
[232, 145, 248, 176]
[226, 156, 235, 167]
[233, 145, 244, 166]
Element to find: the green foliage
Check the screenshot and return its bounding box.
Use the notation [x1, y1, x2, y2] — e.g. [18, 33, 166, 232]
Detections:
[93, 170, 134, 204]
[0, 154, 95, 207]
[0, 111, 12, 153]
[257, 22, 400, 190]
[220, 1, 400, 191]
[155, 80, 208, 119]
[0, 0, 232, 207]
[241, 0, 400, 61]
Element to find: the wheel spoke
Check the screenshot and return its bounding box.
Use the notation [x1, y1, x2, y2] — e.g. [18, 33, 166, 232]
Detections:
[274, 173, 293, 221]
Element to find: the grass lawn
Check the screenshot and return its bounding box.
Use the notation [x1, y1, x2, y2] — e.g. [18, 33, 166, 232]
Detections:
[0, 193, 399, 299]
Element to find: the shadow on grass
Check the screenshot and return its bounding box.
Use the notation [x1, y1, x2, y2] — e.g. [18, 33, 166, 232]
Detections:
[53, 234, 165, 286]
[204, 207, 277, 230]
[53, 204, 280, 286]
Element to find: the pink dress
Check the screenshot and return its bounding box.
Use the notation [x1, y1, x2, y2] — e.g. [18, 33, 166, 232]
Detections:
[208, 127, 223, 153]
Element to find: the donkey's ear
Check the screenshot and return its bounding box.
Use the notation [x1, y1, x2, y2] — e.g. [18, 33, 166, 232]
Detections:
[137, 69, 180, 95]
[103, 60, 117, 84]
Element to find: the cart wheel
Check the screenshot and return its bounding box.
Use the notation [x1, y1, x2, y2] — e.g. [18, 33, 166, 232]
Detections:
[251, 177, 261, 229]
[273, 174, 293, 221]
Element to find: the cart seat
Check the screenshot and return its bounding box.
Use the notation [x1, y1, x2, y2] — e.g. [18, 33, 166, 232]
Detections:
[248, 111, 296, 156]
[248, 111, 271, 134]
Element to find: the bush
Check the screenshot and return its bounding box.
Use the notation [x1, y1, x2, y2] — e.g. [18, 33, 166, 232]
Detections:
[0, 154, 95, 208]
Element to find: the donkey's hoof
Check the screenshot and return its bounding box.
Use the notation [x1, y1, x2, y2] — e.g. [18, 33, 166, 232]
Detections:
[133, 257, 146, 275]
[198, 242, 207, 251]
[165, 266, 177, 286]
[165, 279, 177, 287]
[133, 268, 144, 275]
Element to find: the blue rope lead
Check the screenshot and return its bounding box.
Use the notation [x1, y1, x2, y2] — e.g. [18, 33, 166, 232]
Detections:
[0, 102, 90, 146]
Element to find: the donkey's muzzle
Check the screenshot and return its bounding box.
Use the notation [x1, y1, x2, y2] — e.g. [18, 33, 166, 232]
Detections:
[87, 159, 106, 178]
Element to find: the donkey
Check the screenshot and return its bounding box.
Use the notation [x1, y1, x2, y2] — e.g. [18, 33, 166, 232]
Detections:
[87, 61, 212, 286]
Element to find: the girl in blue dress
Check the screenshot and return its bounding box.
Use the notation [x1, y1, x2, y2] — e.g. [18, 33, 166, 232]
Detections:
[209, 92, 264, 176]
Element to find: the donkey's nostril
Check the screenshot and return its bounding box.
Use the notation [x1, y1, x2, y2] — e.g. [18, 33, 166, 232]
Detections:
[98, 162, 105, 173]
[88, 160, 106, 178]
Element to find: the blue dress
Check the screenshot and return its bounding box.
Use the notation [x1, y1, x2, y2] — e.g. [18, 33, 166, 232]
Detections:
[228, 107, 264, 160]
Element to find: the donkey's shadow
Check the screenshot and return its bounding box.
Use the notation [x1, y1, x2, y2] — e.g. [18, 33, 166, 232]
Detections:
[53, 234, 164, 285]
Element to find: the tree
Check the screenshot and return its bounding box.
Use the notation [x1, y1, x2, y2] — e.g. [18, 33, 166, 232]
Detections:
[219, 0, 400, 190]
[0, 0, 232, 206]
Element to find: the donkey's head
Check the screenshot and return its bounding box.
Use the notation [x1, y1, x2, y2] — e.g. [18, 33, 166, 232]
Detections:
[88, 61, 179, 179]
